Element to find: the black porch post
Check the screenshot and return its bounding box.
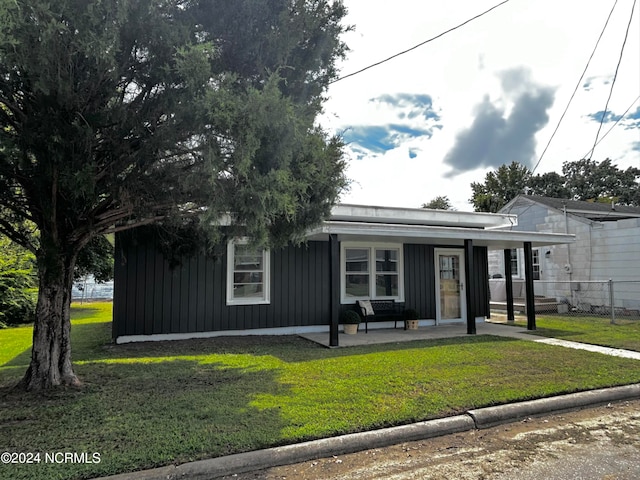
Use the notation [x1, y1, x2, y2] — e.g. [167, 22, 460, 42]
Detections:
[503, 249, 515, 323]
[329, 233, 340, 347]
[524, 241, 536, 330]
[464, 239, 476, 334]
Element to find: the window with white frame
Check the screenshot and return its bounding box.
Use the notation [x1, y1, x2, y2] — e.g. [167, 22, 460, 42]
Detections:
[532, 248, 540, 280]
[345, 248, 370, 298]
[509, 248, 540, 279]
[509, 249, 519, 277]
[226, 239, 270, 305]
[342, 243, 403, 302]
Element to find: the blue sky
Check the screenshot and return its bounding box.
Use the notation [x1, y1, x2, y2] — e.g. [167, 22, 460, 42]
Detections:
[342, 93, 443, 158]
[319, 0, 640, 210]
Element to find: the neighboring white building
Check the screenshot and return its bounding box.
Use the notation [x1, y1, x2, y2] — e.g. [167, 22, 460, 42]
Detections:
[488, 195, 640, 313]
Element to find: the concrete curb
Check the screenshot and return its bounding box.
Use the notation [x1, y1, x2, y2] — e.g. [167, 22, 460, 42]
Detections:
[175, 415, 474, 480]
[467, 383, 640, 429]
[94, 384, 640, 480]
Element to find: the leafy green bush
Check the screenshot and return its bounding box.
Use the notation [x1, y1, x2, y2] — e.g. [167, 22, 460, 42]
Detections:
[0, 237, 37, 326]
[339, 309, 361, 324]
[404, 308, 419, 320]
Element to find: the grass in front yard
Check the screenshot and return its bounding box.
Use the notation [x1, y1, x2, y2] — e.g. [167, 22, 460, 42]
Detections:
[2, 302, 640, 480]
[511, 314, 640, 352]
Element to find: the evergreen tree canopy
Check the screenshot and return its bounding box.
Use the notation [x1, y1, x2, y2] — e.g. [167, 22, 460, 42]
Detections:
[0, 0, 350, 390]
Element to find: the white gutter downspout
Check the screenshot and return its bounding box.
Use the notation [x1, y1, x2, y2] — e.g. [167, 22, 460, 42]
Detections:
[564, 205, 572, 283]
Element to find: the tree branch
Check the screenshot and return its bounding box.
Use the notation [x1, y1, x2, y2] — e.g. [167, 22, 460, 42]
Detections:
[0, 218, 37, 253]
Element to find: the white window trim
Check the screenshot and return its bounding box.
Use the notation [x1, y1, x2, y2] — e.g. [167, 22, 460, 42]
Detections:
[532, 248, 541, 280]
[510, 248, 521, 278]
[226, 238, 271, 306]
[510, 248, 541, 280]
[340, 242, 404, 304]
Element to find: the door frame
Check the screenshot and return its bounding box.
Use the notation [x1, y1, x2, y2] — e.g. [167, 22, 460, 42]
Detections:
[434, 248, 467, 325]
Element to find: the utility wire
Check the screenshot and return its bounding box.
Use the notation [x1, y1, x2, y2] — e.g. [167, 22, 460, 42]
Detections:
[580, 94, 640, 159]
[587, 0, 638, 160]
[329, 0, 512, 84]
[531, 0, 620, 174]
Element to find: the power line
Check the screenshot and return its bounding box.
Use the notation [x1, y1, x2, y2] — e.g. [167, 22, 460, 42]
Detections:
[580, 94, 640, 159]
[587, 0, 638, 160]
[531, 0, 620, 174]
[329, 0, 512, 85]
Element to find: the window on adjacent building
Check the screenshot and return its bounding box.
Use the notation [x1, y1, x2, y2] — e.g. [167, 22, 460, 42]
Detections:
[532, 249, 540, 280]
[510, 249, 519, 277]
[227, 239, 270, 305]
[342, 243, 403, 302]
[509, 248, 540, 280]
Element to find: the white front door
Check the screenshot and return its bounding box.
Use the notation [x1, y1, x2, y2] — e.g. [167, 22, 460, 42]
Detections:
[434, 249, 466, 324]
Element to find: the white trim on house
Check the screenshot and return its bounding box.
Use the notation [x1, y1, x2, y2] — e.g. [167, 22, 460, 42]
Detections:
[226, 238, 271, 306]
[340, 241, 405, 304]
[332, 204, 517, 229]
[116, 325, 330, 344]
[308, 221, 575, 249]
[114, 317, 489, 343]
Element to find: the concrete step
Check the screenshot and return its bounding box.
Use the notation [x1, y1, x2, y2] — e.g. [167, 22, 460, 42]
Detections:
[490, 300, 558, 314]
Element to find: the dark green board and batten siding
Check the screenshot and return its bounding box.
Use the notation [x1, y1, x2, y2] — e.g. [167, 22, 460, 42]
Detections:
[113, 235, 489, 338]
[113, 235, 331, 338]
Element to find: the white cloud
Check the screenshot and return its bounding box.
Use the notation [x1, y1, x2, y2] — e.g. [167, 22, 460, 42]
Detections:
[322, 0, 640, 211]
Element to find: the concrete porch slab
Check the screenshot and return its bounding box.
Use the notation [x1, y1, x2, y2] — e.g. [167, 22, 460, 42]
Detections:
[299, 322, 533, 348]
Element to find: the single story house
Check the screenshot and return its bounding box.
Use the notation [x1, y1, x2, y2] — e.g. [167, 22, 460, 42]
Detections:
[488, 195, 640, 313]
[112, 204, 574, 345]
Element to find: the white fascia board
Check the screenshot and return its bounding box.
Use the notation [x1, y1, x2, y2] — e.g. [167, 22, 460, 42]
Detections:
[331, 204, 517, 229]
[314, 221, 575, 249]
[564, 208, 640, 219]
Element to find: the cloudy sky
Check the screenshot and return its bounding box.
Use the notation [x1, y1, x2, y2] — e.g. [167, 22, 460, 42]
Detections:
[319, 0, 640, 211]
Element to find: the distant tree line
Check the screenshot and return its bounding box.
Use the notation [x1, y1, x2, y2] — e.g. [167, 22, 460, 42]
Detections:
[422, 196, 455, 210]
[468, 159, 640, 213]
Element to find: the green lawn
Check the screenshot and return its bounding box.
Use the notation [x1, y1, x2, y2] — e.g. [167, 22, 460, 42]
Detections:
[2, 303, 640, 480]
[512, 314, 640, 352]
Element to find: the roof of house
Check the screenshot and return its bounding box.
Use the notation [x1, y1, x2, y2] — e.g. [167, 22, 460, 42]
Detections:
[305, 203, 575, 249]
[503, 195, 640, 221]
[331, 204, 516, 229]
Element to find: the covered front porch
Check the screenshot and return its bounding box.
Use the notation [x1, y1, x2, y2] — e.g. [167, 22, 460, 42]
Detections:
[308, 205, 575, 347]
[301, 318, 534, 348]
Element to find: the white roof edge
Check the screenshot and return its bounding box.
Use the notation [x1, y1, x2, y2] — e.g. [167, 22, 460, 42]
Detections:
[307, 221, 574, 248]
[331, 203, 517, 229]
[502, 195, 640, 220]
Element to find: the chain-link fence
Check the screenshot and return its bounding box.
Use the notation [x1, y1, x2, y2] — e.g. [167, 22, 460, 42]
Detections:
[489, 279, 640, 322]
[535, 280, 640, 321]
[71, 275, 114, 303]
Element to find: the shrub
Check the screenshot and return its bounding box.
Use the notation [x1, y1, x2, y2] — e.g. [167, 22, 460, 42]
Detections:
[404, 308, 419, 320]
[0, 237, 37, 325]
[339, 309, 361, 324]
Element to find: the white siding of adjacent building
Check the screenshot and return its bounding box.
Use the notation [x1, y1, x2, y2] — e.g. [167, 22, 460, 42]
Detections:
[489, 201, 640, 311]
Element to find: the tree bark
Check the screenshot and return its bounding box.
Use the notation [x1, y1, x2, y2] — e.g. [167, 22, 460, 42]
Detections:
[18, 245, 80, 391]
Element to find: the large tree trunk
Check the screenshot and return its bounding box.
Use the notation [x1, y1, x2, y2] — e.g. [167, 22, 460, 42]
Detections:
[18, 245, 80, 391]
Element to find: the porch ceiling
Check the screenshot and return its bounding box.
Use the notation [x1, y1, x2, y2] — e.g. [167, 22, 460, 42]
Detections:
[306, 221, 575, 249]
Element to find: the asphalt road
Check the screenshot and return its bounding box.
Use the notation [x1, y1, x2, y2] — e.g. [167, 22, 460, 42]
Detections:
[221, 399, 640, 480]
